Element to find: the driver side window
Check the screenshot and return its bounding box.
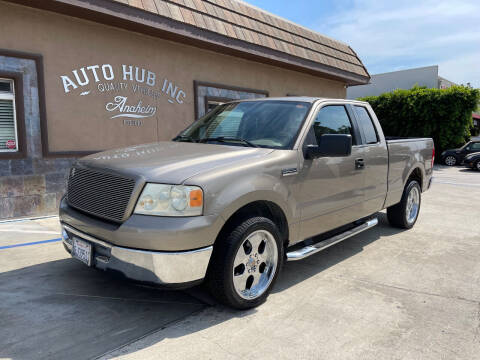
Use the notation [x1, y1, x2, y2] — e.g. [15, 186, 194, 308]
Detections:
[310, 105, 354, 145]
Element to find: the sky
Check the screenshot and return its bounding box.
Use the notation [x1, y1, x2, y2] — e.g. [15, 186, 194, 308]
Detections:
[243, 0, 480, 88]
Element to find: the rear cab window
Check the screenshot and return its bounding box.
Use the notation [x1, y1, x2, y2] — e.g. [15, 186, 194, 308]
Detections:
[353, 106, 379, 145]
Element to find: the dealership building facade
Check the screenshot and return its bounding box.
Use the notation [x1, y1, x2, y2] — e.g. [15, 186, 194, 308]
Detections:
[0, 0, 369, 219]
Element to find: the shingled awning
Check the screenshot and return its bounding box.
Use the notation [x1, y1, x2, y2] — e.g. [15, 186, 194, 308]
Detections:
[5, 0, 370, 85]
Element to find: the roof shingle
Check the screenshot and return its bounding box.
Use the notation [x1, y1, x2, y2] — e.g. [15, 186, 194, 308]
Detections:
[112, 0, 368, 79]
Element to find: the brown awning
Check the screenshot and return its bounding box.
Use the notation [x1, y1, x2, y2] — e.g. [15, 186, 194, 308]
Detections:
[4, 0, 370, 85]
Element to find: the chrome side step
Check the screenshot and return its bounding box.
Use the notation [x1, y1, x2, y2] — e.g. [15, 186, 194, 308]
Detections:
[286, 218, 378, 261]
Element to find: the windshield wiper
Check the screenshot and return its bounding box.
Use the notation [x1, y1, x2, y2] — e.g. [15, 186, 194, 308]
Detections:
[198, 137, 258, 148]
[172, 135, 196, 142]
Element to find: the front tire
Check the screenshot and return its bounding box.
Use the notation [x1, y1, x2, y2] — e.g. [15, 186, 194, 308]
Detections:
[475, 160, 480, 171]
[387, 180, 422, 229]
[444, 155, 457, 166]
[206, 217, 283, 309]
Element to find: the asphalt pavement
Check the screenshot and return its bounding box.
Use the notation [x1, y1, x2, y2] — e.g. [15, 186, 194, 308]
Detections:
[1, 165, 479, 360]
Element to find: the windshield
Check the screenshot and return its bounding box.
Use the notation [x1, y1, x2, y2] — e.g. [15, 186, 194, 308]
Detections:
[175, 100, 311, 149]
[460, 142, 472, 150]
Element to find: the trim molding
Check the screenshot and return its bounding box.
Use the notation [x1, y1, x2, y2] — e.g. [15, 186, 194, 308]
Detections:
[0, 48, 94, 158]
[0, 50, 47, 159]
[0, 71, 26, 159]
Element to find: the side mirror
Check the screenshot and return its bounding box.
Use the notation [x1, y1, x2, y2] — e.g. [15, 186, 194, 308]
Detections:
[306, 134, 352, 159]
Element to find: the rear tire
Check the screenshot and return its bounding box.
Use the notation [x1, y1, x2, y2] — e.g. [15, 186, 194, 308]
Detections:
[387, 180, 422, 229]
[475, 160, 480, 171]
[206, 216, 283, 309]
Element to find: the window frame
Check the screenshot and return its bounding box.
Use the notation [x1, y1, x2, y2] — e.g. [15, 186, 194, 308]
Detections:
[0, 78, 18, 152]
[305, 103, 361, 148]
[0, 72, 26, 159]
[351, 105, 380, 146]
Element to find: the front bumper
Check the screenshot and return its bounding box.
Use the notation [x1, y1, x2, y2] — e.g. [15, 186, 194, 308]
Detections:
[61, 223, 213, 287]
[59, 197, 224, 252]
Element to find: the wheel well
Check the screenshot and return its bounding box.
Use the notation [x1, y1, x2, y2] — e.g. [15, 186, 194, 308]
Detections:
[216, 201, 289, 248]
[407, 167, 423, 190]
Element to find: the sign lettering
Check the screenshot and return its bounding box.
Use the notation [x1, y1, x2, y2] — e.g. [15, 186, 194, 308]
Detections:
[60, 63, 187, 126]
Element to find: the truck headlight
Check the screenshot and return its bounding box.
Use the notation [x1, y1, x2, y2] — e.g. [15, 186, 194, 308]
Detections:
[134, 184, 203, 216]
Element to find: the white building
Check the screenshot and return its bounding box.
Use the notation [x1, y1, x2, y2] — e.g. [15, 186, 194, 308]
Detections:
[347, 65, 456, 99]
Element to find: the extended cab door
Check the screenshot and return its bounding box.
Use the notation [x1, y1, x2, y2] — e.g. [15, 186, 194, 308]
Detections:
[350, 104, 388, 215]
[297, 103, 367, 240]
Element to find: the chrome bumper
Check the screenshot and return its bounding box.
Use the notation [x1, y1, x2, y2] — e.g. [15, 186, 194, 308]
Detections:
[61, 224, 213, 287]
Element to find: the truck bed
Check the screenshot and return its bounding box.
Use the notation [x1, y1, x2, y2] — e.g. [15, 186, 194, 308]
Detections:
[384, 137, 434, 208]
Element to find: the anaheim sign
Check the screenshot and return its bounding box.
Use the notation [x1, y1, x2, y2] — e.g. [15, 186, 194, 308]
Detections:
[106, 96, 157, 119]
[59, 64, 186, 125]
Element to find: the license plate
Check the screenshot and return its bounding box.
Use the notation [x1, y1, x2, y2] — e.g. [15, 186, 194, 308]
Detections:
[72, 238, 92, 266]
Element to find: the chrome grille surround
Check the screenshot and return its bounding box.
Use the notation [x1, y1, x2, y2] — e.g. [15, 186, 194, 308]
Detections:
[66, 166, 137, 222]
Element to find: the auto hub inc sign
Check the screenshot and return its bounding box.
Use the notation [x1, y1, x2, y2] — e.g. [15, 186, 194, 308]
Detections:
[59, 64, 187, 126]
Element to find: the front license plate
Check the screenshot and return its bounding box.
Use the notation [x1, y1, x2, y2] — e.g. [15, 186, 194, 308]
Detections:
[72, 238, 92, 266]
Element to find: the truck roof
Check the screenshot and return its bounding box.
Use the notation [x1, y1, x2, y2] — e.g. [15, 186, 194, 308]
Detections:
[232, 97, 368, 105]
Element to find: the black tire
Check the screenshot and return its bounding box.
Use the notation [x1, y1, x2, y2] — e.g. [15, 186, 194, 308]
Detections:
[206, 216, 284, 309]
[475, 160, 480, 171]
[387, 180, 422, 229]
[444, 155, 457, 166]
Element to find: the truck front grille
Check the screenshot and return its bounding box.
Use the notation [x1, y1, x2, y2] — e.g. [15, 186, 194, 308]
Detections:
[67, 166, 136, 222]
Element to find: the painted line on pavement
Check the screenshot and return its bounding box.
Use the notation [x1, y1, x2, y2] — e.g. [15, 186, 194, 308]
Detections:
[432, 179, 480, 187]
[0, 215, 58, 224]
[0, 229, 60, 234]
[0, 238, 62, 250]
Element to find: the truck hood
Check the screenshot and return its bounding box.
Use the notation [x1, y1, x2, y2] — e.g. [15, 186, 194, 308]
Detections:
[79, 141, 274, 184]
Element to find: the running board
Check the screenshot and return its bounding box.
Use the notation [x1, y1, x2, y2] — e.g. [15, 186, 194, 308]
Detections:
[286, 218, 378, 261]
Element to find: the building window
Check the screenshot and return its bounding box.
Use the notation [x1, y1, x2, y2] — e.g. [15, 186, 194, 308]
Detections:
[194, 81, 269, 120]
[0, 79, 18, 152]
[205, 96, 233, 114]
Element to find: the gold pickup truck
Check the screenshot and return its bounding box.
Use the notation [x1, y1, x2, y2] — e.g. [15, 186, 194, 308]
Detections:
[60, 97, 434, 309]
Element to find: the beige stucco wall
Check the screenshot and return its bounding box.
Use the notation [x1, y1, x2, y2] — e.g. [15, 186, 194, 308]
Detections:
[0, 1, 346, 153]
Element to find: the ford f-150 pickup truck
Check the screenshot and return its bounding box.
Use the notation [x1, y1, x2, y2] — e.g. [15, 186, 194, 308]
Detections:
[60, 97, 434, 309]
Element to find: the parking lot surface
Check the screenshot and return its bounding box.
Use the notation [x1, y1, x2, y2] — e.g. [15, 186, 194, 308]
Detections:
[1, 165, 479, 360]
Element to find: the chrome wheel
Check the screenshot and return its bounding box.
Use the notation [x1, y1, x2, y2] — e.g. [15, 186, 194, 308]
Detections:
[476, 161, 480, 171]
[232, 230, 278, 300]
[406, 186, 420, 224]
[445, 156, 456, 166]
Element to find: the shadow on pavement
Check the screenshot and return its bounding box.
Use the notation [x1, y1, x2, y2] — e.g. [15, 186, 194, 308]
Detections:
[0, 212, 404, 360]
[433, 164, 450, 171]
[0, 256, 205, 360]
[274, 212, 401, 293]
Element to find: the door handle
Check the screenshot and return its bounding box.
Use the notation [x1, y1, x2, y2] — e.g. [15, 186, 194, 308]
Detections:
[355, 158, 365, 169]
